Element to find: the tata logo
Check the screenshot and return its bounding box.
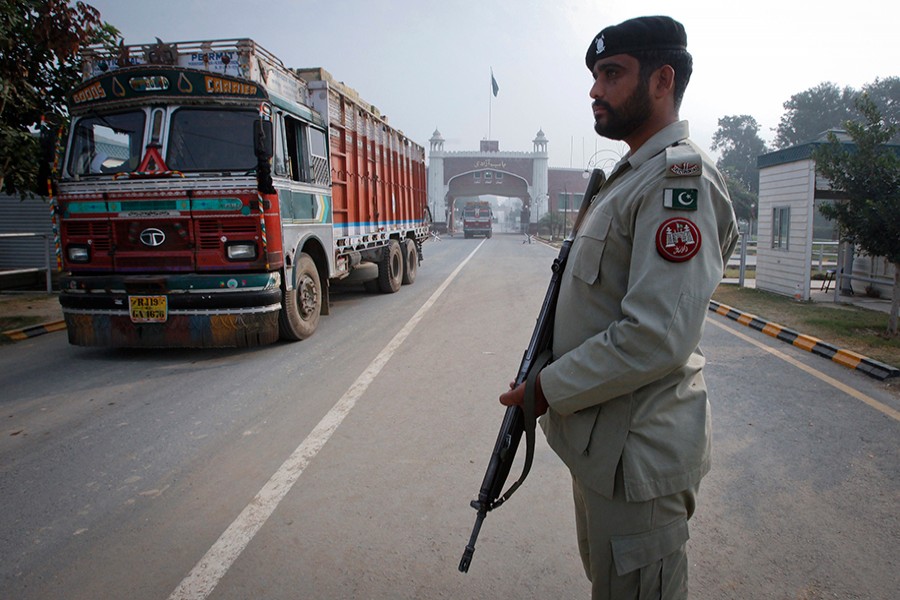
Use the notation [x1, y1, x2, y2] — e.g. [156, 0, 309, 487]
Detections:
[139, 228, 166, 247]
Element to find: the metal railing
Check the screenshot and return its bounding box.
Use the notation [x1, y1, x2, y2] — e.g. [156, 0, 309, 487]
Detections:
[0, 232, 54, 293]
[729, 237, 844, 288]
[812, 241, 839, 271]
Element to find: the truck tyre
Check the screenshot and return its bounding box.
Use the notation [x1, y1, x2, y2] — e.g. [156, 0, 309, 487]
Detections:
[401, 238, 418, 285]
[377, 239, 403, 293]
[279, 253, 321, 340]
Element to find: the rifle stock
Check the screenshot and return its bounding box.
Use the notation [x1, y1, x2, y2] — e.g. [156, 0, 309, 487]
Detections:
[459, 169, 606, 573]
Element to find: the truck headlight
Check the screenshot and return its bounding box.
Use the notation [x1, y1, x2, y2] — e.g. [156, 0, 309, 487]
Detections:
[67, 245, 90, 263]
[226, 242, 258, 260]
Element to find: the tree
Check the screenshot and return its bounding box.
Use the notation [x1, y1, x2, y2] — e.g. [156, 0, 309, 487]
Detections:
[775, 82, 858, 149]
[721, 169, 757, 233]
[711, 115, 767, 231]
[774, 79, 900, 150]
[813, 95, 900, 335]
[0, 0, 116, 198]
[862, 77, 900, 143]
[711, 115, 768, 193]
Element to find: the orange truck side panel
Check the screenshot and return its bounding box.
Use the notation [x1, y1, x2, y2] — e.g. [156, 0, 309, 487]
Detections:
[300, 69, 427, 236]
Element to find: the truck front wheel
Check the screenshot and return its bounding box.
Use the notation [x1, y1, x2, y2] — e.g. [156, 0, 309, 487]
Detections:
[279, 253, 321, 341]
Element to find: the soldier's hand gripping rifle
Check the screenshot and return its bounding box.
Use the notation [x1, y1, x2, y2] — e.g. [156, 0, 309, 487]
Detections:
[458, 169, 606, 573]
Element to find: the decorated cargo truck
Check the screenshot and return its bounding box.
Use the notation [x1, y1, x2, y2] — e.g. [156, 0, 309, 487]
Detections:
[462, 200, 492, 238]
[52, 38, 429, 347]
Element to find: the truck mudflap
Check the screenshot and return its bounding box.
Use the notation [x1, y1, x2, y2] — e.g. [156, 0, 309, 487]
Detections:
[59, 272, 282, 348]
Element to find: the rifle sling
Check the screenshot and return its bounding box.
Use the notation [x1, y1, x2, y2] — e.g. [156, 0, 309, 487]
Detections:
[498, 348, 552, 507]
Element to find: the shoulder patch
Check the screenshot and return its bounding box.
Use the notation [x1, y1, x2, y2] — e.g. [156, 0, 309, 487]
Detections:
[665, 146, 702, 178]
[656, 217, 702, 262]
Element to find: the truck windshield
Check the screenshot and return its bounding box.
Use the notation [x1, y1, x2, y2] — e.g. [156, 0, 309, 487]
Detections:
[167, 108, 258, 172]
[67, 111, 146, 176]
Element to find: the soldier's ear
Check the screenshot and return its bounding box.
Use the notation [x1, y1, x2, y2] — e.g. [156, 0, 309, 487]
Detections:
[652, 65, 676, 99]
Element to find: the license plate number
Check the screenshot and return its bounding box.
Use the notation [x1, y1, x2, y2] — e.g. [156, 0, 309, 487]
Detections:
[129, 295, 168, 323]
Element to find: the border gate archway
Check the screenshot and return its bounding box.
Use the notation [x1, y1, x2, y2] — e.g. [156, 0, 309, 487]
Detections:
[426, 132, 549, 235]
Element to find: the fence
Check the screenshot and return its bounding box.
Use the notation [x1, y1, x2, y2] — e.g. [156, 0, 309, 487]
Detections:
[812, 241, 839, 271]
[0, 233, 54, 293]
[730, 237, 843, 288]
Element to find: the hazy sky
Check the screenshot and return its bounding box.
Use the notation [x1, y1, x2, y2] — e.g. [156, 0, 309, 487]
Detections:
[85, 0, 898, 169]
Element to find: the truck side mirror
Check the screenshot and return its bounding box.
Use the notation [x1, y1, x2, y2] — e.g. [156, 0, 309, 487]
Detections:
[37, 119, 63, 195]
[254, 119, 273, 160]
[254, 119, 275, 194]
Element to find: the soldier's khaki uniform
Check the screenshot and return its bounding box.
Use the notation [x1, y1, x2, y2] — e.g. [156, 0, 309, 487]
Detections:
[540, 120, 739, 598]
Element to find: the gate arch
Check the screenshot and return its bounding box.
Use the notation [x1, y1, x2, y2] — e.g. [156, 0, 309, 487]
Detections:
[426, 129, 591, 236]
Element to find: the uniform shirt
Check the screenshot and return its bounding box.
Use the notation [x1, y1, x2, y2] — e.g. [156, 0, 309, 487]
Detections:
[540, 120, 739, 502]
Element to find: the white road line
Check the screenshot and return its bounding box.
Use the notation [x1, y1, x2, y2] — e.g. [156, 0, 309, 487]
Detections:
[169, 240, 487, 600]
[708, 317, 900, 422]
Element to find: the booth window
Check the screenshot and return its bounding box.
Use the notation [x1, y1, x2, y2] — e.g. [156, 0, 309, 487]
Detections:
[772, 206, 790, 250]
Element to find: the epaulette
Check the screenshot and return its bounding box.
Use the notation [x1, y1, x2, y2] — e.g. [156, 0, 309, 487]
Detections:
[665, 145, 702, 178]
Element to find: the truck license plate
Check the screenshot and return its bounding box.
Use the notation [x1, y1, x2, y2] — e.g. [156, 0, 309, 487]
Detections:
[129, 295, 168, 323]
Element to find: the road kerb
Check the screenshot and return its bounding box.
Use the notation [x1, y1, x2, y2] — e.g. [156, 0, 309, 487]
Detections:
[2, 320, 66, 342]
[709, 300, 899, 381]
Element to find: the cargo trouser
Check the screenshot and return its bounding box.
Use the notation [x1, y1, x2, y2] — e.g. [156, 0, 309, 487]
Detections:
[572, 462, 697, 600]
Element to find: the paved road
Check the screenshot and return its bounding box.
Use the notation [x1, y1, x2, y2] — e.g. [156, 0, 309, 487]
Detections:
[1, 234, 897, 599]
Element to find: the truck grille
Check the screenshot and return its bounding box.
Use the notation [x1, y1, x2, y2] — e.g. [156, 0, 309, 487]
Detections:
[197, 219, 259, 250]
[64, 221, 112, 251]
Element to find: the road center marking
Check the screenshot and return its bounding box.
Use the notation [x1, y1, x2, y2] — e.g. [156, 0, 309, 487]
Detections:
[708, 317, 900, 422]
[169, 240, 487, 600]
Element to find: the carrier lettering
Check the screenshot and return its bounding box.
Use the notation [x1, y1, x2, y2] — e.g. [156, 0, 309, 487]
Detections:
[204, 76, 257, 96]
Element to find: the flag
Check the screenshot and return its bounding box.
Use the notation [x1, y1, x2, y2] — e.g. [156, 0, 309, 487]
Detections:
[491, 69, 499, 97]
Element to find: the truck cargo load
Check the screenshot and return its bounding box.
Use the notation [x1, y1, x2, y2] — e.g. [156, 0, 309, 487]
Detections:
[52, 38, 429, 347]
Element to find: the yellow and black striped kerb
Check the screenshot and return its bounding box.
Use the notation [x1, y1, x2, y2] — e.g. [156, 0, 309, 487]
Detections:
[709, 301, 899, 381]
[2, 321, 66, 342]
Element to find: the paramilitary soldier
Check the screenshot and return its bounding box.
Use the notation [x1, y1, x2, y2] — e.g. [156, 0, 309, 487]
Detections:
[500, 15, 739, 599]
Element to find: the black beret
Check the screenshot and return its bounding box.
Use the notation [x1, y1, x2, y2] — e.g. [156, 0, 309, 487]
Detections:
[586, 16, 687, 70]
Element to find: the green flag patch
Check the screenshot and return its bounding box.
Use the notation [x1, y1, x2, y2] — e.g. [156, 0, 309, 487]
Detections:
[664, 188, 698, 211]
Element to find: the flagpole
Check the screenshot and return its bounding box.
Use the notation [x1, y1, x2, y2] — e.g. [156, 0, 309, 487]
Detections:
[489, 71, 492, 139]
[489, 68, 498, 139]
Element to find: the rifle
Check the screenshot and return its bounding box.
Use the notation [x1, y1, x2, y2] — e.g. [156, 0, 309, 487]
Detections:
[459, 168, 606, 573]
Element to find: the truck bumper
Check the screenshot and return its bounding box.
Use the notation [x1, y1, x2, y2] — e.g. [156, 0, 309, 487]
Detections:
[59, 272, 282, 348]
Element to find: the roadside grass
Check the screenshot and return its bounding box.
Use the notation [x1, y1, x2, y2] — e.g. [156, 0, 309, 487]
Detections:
[724, 267, 833, 280]
[712, 285, 899, 368]
[724, 266, 755, 279]
[0, 293, 62, 345]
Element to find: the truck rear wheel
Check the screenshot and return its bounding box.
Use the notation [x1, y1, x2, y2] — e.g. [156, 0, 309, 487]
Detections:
[377, 239, 403, 293]
[401, 239, 418, 285]
[279, 253, 321, 340]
